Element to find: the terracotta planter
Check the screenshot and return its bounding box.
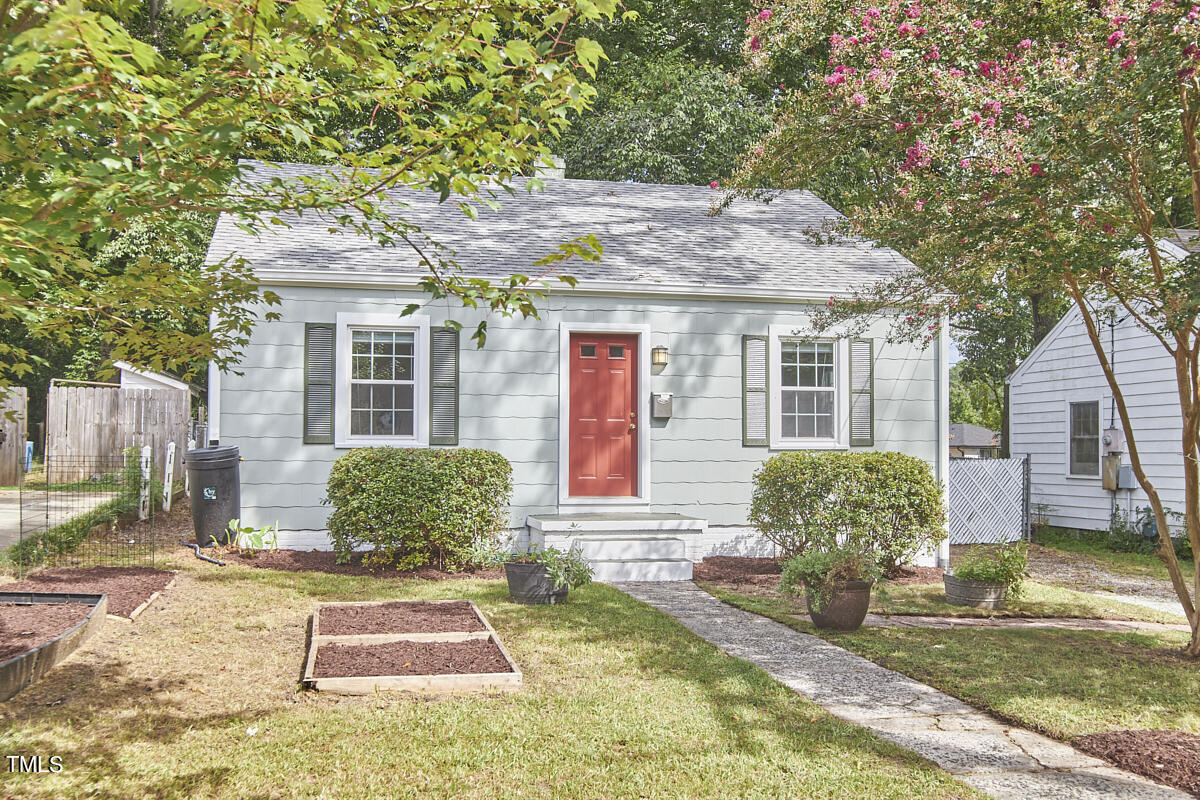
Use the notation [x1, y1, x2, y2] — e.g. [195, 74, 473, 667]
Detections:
[805, 580, 873, 631]
[503, 562, 568, 605]
[944, 573, 1006, 610]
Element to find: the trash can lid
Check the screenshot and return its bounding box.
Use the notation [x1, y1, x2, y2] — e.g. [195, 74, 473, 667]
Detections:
[184, 445, 240, 464]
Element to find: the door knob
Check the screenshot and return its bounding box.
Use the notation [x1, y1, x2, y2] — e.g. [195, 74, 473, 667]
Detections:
[629, 422, 637, 432]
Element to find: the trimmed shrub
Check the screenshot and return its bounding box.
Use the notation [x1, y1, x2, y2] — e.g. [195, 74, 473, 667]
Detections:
[324, 447, 512, 570]
[750, 450, 945, 575]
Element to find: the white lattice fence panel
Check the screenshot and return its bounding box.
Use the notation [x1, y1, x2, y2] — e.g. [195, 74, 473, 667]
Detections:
[949, 458, 1028, 545]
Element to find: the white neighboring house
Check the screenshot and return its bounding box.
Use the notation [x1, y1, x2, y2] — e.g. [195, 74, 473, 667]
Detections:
[113, 360, 202, 400]
[1007, 233, 1196, 533]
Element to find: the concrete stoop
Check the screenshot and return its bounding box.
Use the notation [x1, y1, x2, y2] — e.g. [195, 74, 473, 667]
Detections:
[526, 513, 704, 582]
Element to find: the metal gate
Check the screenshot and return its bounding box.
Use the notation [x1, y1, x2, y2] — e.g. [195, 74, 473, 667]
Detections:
[948, 457, 1030, 545]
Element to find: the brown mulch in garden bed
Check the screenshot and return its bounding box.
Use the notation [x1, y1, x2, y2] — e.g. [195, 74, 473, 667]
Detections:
[218, 548, 503, 581]
[0, 603, 92, 662]
[692, 556, 943, 596]
[319, 601, 484, 636]
[0, 567, 174, 618]
[1073, 729, 1200, 797]
[313, 638, 511, 678]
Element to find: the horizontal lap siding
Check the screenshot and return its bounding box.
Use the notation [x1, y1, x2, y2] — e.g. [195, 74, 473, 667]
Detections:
[1009, 310, 1186, 532]
[222, 287, 939, 532]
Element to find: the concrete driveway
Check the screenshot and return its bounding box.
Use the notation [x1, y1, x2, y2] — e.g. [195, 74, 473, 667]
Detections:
[0, 489, 117, 550]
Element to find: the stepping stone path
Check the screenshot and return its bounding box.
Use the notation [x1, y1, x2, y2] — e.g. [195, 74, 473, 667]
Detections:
[859, 613, 1192, 634]
[617, 581, 1188, 800]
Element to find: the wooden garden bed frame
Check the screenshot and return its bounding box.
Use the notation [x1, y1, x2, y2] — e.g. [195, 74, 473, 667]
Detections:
[0, 592, 107, 702]
[302, 599, 522, 695]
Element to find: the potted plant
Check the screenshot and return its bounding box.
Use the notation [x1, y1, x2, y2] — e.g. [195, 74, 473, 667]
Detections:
[503, 545, 593, 604]
[781, 546, 880, 631]
[944, 543, 1029, 610]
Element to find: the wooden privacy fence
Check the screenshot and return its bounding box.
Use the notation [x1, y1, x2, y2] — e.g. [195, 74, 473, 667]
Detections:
[0, 388, 28, 486]
[45, 384, 189, 482]
[948, 456, 1030, 545]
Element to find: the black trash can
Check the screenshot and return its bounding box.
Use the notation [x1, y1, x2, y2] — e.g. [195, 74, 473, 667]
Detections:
[185, 445, 241, 547]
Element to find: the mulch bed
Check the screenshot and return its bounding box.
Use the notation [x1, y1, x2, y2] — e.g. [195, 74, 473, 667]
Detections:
[217, 548, 503, 581]
[692, 556, 943, 596]
[0, 567, 174, 618]
[320, 601, 484, 636]
[0, 603, 92, 662]
[313, 638, 511, 678]
[1073, 729, 1200, 797]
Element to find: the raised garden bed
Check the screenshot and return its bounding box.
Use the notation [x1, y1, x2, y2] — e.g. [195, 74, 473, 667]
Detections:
[1, 593, 107, 701]
[303, 599, 520, 695]
[0, 567, 174, 619]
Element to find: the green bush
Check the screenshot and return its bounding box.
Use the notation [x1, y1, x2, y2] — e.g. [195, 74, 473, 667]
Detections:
[952, 542, 1029, 600]
[750, 450, 945, 574]
[324, 447, 513, 570]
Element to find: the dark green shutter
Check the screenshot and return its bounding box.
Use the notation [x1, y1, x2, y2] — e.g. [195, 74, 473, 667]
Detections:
[849, 338, 874, 447]
[742, 335, 769, 447]
[429, 327, 459, 445]
[303, 323, 335, 444]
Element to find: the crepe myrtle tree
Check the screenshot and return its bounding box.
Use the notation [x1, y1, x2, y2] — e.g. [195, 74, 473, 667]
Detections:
[0, 0, 618, 391]
[734, 0, 1200, 655]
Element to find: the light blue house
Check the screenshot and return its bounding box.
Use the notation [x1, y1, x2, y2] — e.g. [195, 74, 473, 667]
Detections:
[205, 162, 950, 580]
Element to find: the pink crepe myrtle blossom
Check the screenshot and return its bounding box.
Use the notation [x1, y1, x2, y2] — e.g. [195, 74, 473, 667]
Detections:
[905, 4, 921, 18]
[1107, 30, 1124, 48]
[864, 7, 882, 17]
[830, 34, 846, 49]
[709, 180, 719, 189]
[1018, 38, 1031, 49]
[1149, 0, 1163, 9]
[960, 158, 970, 168]
[880, 47, 894, 59]
[757, 8, 772, 20]
[1030, 163, 1044, 176]
[750, 35, 762, 51]
[914, 199, 925, 211]
[978, 61, 998, 77]
[851, 92, 868, 107]
[924, 46, 941, 60]
[952, 118, 965, 129]
[1120, 56, 1137, 68]
[898, 21, 915, 36]
[971, 19, 985, 28]
[975, 303, 984, 310]
[825, 73, 846, 86]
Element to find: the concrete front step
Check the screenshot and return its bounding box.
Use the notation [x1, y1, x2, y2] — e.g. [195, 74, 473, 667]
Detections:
[571, 536, 687, 561]
[590, 558, 693, 583]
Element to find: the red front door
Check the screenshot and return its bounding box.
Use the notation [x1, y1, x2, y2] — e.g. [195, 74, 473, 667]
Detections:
[569, 334, 638, 497]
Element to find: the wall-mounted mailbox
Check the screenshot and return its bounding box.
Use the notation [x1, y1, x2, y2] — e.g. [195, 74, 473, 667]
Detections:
[651, 392, 673, 419]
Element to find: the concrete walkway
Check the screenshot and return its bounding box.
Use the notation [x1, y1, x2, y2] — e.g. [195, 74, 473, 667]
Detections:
[1087, 591, 1188, 619]
[617, 582, 1187, 800]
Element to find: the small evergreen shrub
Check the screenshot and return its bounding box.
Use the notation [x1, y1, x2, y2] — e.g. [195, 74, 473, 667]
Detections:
[750, 450, 945, 574]
[324, 447, 512, 570]
[951, 542, 1029, 600]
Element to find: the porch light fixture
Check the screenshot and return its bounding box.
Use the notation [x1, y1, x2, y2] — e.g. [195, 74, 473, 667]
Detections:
[651, 345, 669, 367]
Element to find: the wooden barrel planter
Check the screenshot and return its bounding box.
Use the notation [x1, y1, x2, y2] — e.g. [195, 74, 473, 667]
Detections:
[943, 574, 1006, 610]
[0, 592, 107, 702]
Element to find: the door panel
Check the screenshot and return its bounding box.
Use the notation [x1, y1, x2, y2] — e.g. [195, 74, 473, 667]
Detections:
[569, 334, 638, 496]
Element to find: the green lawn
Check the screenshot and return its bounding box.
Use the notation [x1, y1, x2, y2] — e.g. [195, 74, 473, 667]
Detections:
[1032, 527, 1194, 583]
[874, 581, 1182, 623]
[704, 585, 1200, 742]
[0, 557, 977, 800]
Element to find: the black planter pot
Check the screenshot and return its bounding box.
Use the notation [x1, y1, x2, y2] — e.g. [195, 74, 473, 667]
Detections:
[504, 562, 568, 605]
[805, 580, 873, 631]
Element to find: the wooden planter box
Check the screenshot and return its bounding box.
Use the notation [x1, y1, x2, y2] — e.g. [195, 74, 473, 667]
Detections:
[0, 592, 107, 702]
[302, 599, 521, 695]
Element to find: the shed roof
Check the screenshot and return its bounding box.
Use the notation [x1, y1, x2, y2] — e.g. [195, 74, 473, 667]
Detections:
[949, 422, 999, 448]
[204, 161, 914, 295]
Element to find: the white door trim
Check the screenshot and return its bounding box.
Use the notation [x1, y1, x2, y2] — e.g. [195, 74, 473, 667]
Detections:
[558, 322, 652, 508]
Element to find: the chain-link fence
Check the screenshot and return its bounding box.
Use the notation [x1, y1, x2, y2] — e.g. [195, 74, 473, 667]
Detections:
[12, 446, 158, 576]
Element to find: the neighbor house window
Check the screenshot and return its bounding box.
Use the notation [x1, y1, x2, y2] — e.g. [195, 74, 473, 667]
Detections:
[334, 313, 429, 447]
[1068, 400, 1100, 476]
[768, 328, 847, 448]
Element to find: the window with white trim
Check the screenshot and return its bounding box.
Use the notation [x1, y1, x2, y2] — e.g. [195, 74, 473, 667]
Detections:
[780, 340, 836, 439]
[334, 313, 429, 447]
[1068, 400, 1100, 476]
[350, 330, 416, 437]
[768, 327, 848, 449]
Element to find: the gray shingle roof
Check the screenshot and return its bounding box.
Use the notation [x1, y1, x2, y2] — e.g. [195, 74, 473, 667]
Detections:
[205, 161, 914, 293]
[949, 422, 999, 448]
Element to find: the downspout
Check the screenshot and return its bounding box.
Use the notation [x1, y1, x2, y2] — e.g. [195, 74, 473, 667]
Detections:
[937, 317, 951, 569]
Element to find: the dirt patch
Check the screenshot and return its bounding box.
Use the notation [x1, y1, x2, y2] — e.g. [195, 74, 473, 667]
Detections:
[319, 601, 484, 636]
[313, 638, 511, 678]
[216, 548, 503, 581]
[0, 603, 92, 662]
[692, 556, 942, 596]
[1019, 543, 1180, 600]
[1073, 729, 1200, 797]
[0, 567, 174, 618]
